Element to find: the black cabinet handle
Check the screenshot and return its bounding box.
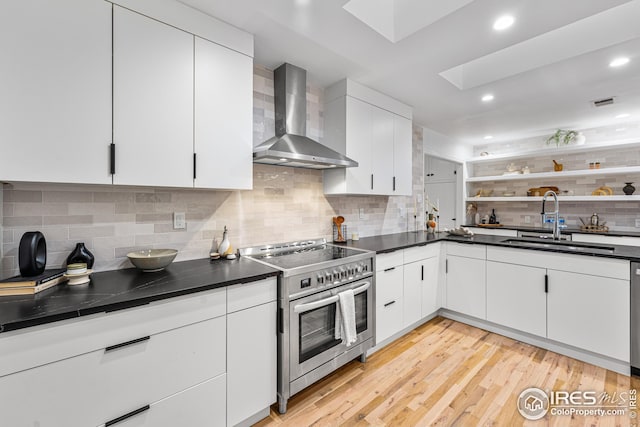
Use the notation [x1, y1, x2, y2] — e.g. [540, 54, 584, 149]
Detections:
[421, 265, 424, 281]
[393, 176, 396, 191]
[445, 259, 448, 274]
[110, 143, 116, 174]
[384, 267, 395, 272]
[193, 152, 197, 179]
[371, 174, 374, 190]
[105, 336, 150, 352]
[106, 405, 150, 426]
[545, 274, 548, 293]
[384, 300, 396, 307]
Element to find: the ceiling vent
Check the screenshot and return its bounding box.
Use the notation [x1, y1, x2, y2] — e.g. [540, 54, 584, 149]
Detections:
[593, 97, 615, 107]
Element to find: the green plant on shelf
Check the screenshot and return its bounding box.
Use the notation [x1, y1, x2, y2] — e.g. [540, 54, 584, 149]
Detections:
[546, 129, 579, 146]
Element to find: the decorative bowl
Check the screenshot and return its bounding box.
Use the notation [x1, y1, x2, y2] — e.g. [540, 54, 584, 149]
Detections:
[127, 249, 178, 272]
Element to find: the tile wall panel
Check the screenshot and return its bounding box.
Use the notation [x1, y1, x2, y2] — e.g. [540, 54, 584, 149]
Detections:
[1, 64, 422, 278]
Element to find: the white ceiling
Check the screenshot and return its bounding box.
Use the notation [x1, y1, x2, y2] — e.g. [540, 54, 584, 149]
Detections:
[177, 0, 640, 145]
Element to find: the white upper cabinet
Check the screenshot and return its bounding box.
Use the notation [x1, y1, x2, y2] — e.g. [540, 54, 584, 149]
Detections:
[2, 0, 254, 189]
[0, 0, 112, 184]
[323, 79, 413, 196]
[393, 115, 413, 194]
[371, 106, 395, 194]
[113, 6, 194, 188]
[194, 37, 253, 190]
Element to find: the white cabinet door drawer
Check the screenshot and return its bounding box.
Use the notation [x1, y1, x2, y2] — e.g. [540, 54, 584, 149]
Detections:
[376, 250, 404, 271]
[376, 297, 403, 344]
[97, 374, 226, 427]
[227, 277, 277, 313]
[376, 266, 403, 306]
[0, 287, 226, 378]
[227, 301, 277, 426]
[403, 243, 439, 264]
[0, 317, 225, 427]
[446, 242, 486, 259]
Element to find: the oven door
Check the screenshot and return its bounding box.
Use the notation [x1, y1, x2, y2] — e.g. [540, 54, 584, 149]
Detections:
[289, 279, 373, 381]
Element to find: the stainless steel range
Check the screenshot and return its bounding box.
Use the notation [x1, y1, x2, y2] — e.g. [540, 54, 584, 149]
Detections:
[240, 238, 375, 414]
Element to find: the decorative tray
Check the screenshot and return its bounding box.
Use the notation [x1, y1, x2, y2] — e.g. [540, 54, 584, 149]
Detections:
[446, 228, 475, 237]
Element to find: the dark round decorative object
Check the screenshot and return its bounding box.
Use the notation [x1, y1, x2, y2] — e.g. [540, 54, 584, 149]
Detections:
[19, 231, 47, 277]
[66, 242, 95, 269]
[623, 182, 636, 196]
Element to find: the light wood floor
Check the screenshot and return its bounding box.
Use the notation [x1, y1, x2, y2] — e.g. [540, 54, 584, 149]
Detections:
[255, 317, 639, 427]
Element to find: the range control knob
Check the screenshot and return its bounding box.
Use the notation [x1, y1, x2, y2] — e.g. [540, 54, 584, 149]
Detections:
[332, 269, 339, 281]
[317, 274, 324, 285]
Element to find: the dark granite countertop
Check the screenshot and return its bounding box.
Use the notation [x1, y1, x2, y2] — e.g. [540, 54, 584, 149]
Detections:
[0, 257, 279, 334]
[463, 224, 640, 238]
[346, 231, 640, 262]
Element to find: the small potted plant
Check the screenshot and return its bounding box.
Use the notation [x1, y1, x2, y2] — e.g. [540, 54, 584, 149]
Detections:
[546, 129, 585, 146]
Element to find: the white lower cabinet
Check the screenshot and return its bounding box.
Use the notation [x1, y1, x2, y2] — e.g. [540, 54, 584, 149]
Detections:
[376, 258, 404, 344]
[486, 261, 546, 337]
[403, 255, 440, 325]
[421, 256, 440, 317]
[486, 246, 630, 363]
[0, 316, 225, 427]
[445, 255, 486, 319]
[227, 295, 277, 426]
[0, 277, 278, 427]
[375, 244, 441, 346]
[403, 260, 423, 327]
[547, 269, 629, 361]
[96, 375, 227, 427]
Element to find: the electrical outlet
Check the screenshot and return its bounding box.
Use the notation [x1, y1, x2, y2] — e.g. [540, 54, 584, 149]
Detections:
[524, 215, 531, 224]
[399, 207, 405, 218]
[173, 212, 186, 230]
[359, 208, 365, 220]
[636, 219, 640, 228]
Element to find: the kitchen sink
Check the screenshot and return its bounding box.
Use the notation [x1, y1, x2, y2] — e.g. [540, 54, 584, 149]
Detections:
[500, 238, 615, 254]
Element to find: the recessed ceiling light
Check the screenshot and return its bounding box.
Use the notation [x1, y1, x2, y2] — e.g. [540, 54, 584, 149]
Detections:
[616, 113, 630, 119]
[484, 135, 493, 140]
[609, 57, 630, 67]
[482, 94, 494, 102]
[493, 15, 515, 31]
[279, 158, 288, 162]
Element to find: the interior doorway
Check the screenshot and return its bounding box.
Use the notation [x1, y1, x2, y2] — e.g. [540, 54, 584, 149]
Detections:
[424, 155, 461, 230]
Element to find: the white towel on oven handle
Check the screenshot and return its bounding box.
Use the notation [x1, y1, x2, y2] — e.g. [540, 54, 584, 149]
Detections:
[334, 289, 357, 346]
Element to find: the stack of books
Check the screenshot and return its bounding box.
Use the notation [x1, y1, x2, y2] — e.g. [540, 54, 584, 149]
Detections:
[0, 268, 68, 296]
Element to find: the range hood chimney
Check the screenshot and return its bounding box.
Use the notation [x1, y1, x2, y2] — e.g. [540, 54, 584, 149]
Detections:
[253, 63, 358, 169]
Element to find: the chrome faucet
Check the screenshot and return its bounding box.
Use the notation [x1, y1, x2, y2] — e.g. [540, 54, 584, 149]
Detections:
[542, 190, 560, 240]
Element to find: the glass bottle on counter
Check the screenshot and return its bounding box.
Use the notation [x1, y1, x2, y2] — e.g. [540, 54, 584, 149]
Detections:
[489, 209, 497, 224]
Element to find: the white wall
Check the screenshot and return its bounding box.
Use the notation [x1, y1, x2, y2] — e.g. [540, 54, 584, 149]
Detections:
[422, 127, 473, 162]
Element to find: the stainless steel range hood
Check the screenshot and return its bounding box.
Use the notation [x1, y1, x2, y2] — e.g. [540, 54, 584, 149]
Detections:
[253, 63, 358, 169]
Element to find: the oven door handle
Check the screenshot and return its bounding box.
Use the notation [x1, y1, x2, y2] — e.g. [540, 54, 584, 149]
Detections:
[293, 282, 370, 314]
